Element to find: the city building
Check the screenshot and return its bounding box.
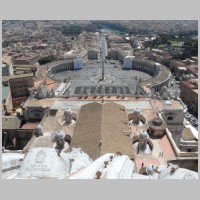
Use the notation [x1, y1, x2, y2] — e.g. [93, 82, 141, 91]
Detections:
[186, 65, 198, 77]
[8, 73, 34, 108]
[1, 20, 198, 180]
[13, 54, 39, 65]
[180, 79, 198, 115]
[9, 73, 34, 99]
[74, 58, 83, 69]
[145, 49, 172, 66]
[2, 55, 13, 76]
[169, 60, 185, 72]
[88, 49, 99, 60]
[123, 56, 135, 69]
[161, 99, 185, 147]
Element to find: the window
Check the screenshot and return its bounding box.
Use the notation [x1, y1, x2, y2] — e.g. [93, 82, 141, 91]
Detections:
[167, 116, 173, 121]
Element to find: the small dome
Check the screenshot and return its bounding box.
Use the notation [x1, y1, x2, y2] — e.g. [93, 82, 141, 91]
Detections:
[139, 130, 149, 139]
[64, 108, 72, 116]
[133, 108, 141, 116]
[36, 124, 42, 131]
[54, 130, 65, 140]
[152, 118, 162, 126]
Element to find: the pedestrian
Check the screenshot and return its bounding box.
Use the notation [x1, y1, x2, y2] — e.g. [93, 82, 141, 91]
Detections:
[141, 162, 144, 168]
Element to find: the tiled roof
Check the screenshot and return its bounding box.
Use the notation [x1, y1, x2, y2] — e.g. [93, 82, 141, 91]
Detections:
[71, 102, 135, 160]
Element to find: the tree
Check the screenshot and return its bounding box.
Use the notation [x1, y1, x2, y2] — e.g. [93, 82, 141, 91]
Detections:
[38, 54, 55, 65]
[167, 41, 171, 46]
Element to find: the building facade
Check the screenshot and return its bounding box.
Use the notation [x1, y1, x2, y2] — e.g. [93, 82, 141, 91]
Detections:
[13, 54, 39, 66]
[180, 79, 198, 115]
[88, 49, 99, 60]
[2, 55, 13, 76]
[9, 74, 34, 98]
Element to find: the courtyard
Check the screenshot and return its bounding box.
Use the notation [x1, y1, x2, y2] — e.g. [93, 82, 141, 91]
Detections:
[53, 62, 152, 96]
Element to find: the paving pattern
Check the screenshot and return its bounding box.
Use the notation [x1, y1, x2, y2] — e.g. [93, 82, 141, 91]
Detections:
[53, 64, 152, 96]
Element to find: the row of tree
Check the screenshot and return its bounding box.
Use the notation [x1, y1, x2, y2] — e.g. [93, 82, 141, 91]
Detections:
[145, 33, 198, 59]
[38, 55, 56, 65]
[61, 25, 83, 35]
[91, 21, 128, 33]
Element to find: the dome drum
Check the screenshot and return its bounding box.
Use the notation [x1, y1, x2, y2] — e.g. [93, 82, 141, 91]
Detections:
[54, 130, 65, 140]
[64, 108, 72, 123]
[64, 108, 72, 116]
[139, 130, 149, 139]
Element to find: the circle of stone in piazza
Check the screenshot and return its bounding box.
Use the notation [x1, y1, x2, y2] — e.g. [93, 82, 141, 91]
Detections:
[51, 62, 152, 95]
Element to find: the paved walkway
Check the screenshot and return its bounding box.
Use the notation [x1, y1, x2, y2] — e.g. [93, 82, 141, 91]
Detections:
[134, 135, 176, 173]
[157, 135, 176, 159]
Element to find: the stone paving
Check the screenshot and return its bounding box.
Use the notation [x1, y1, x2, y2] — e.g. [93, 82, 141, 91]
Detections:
[53, 64, 152, 96]
[134, 135, 176, 173]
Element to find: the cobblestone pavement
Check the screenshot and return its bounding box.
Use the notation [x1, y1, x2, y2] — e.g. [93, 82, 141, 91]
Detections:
[54, 63, 152, 95]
